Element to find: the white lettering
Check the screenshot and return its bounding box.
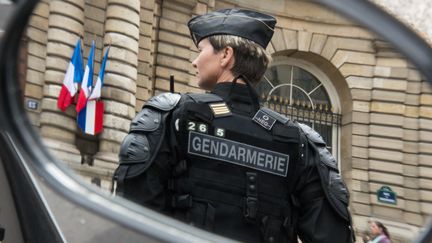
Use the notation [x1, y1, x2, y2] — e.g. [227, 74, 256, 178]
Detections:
[228, 146, 237, 160]
[192, 136, 201, 151]
[238, 147, 246, 162]
[188, 121, 196, 131]
[257, 152, 265, 167]
[199, 124, 207, 133]
[277, 157, 286, 173]
[256, 117, 268, 126]
[202, 138, 210, 153]
[189, 132, 289, 177]
[210, 140, 219, 154]
[220, 143, 229, 156]
[246, 150, 257, 165]
[265, 154, 273, 169]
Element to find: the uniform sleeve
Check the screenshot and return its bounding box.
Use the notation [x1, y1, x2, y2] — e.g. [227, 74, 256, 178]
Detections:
[294, 123, 353, 243]
[119, 137, 174, 212]
[295, 167, 352, 243]
[114, 93, 183, 213]
[114, 113, 176, 213]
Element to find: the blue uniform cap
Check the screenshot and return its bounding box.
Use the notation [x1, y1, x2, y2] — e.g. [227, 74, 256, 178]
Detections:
[187, 8, 277, 48]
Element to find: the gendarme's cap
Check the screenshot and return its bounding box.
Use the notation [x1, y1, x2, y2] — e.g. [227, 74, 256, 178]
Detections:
[187, 9, 277, 48]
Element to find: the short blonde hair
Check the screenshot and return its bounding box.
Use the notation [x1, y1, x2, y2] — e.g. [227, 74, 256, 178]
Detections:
[207, 35, 272, 85]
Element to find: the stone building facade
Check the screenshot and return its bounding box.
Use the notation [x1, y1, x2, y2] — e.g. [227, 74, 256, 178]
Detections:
[21, 0, 432, 242]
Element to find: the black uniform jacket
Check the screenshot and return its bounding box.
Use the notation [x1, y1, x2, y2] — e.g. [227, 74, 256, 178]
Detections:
[118, 82, 352, 243]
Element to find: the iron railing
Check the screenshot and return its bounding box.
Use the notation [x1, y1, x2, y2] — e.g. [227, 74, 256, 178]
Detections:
[261, 95, 341, 148]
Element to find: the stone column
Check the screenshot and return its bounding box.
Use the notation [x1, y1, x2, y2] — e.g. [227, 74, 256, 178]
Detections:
[40, 0, 85, 165]
[93, 0, 140, 174]
[135, 0, 156, 110]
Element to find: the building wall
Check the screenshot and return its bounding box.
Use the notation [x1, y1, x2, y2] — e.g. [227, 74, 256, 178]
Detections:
[22, 0, 432, 242]
[372, 0, 432, 40]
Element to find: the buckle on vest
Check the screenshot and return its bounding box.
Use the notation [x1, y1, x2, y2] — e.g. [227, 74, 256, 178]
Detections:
[172, 194, 193, 209]
[244, 196, 258, 220]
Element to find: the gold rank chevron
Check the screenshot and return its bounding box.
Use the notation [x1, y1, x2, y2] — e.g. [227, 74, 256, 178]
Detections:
[209, 102, 232, 117]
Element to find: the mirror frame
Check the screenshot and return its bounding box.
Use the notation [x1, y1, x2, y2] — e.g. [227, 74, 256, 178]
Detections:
[0, 0, 431, 242]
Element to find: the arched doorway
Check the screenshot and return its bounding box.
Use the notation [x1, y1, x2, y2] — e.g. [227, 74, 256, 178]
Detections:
[257, 57, 342, 163]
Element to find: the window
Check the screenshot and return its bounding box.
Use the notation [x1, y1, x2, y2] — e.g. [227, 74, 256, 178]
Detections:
[256, 57, 341, 158]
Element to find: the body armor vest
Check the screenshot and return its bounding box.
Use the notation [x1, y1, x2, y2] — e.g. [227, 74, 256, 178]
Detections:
[170, 93, 303, 242]
[115, 91, 354, 242]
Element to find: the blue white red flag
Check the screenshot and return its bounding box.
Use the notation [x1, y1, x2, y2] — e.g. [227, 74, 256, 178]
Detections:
[77, 46, 109, 135]
[76, 41, 95, 113]
[77, 100, 104, 135]
[88, 46, 109, 101]
[57, 39, 83, 111]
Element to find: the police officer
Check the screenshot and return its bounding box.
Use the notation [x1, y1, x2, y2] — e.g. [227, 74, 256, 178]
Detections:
[114, 8, 354, 243]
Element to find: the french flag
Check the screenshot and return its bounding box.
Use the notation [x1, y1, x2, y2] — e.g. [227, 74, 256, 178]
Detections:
[76, 41, 95, 113]
[57, 39, 84, 111]
[77, 46, 109, 135]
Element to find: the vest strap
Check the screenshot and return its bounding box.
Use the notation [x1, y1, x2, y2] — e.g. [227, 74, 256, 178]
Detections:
[203, 203, 216, 231]
[261, 216, 284, 243]
[244, 172, 258, 221]
[113, 166, 128, 197]
[281, 195, 301, 242]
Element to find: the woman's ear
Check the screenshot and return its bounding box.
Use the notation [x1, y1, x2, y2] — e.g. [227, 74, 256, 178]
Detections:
[220, 46, 234, 68]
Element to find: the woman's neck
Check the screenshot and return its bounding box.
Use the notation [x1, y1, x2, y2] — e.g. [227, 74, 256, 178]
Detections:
[215, 71, 246, 85]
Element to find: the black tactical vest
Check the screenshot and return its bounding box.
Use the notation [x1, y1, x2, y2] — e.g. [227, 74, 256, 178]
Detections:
[169, 93, 304, 243]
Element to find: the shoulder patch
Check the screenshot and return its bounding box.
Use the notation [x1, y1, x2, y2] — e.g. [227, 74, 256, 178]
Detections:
[260, 107, 289, 124]
[130, 108, 161, 132]
[144, 93, 181, 111]
[298, 123, 326, 146]
[209, 102, 232, 117]
[253, 109, 277, 130]
[252, 107, 290, 130]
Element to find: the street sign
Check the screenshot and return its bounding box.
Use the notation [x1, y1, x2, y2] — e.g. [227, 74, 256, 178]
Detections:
[377, 186, 397, 205]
